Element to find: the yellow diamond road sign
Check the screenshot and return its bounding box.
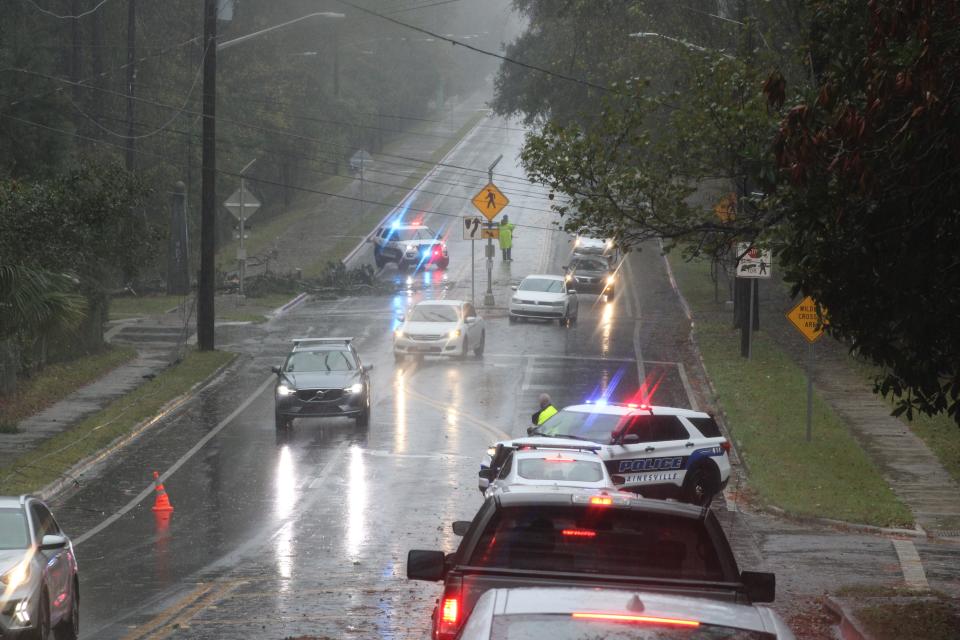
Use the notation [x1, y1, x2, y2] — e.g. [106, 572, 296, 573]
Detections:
[786, 296, 828, 343]
[472, 182, 509, 221]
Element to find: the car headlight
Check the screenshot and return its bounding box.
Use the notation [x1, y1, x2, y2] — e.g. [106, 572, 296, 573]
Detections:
[606, 240, 614, 249]
[394, 329, 405, 339]
[406, 244, 416, 252]
[449, 329, 461, 338]
[276, 384, 295, 396]
[606, 275, 615, 285]
[0, 561, 31, 590]
[344, 382, 364, 394]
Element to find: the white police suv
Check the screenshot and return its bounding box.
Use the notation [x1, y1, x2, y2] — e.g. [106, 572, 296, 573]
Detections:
[479, 402, 731, 506]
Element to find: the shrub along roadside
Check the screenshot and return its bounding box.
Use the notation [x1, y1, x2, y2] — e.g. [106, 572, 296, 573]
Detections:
[668, 254, 913, 527]
[0, 346, 137, 431]
[0, 349, 234, 495]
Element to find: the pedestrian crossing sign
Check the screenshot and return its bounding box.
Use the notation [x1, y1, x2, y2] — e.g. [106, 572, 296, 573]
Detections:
[472, 182, 509, 221]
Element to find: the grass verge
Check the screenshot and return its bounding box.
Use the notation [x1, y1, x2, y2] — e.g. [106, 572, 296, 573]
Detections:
[0, 349, 235, 495]
[109, 295, 184, 319]
[216, 293, 297, 323]
[0, 346, 137, 428]
[669, 254, 913, 527]
[855, 599, 959, 640]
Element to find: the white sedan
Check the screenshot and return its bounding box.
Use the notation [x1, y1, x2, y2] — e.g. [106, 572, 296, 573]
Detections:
[480, 445, 622, 498]
[508, 274, 579, 326]
[393, 299, 485, 361]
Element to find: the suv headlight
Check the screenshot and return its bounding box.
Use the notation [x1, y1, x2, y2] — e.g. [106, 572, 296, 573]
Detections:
[394, 329, 405, 339]
[406, 244, 416, 252]
[344, 383, 364, 394]
[276, 384, 295, 396]
[449, 329, 461, 338]
[0, 561, 31, 590]
[606, 275, 615, 285]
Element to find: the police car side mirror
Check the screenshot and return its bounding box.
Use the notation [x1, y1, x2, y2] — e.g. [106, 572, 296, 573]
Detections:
[271, 366, 281, 375]
[407, 550, 446, 582]
[452, 521, 471, 536]
[478, 468, 492, 480]
[620, 433, 641, 445]
[526, 426, 536, 436]
[511, 285, 518, 291]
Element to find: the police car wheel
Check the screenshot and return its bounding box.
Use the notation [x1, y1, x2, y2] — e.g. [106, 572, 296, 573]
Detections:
[683, 466, 717, 507]
[355, 407, 370, 427]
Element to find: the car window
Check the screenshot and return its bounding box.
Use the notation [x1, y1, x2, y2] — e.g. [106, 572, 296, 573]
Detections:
[570, 258, 608, 271]
[688, 416, 722, 438]
[519, 278, 565, 293]
[409, 305, 459, 322]
[498, 452, 513, 480]
[0, 509, 30, 550]
[536, 410, 628, 443]
[518, 458, 603, 483]
[30, 503, 60, 538]
[285, 349, 356, 372]
[623, 416, 690, 442]
[490, 615, 775, 639]
[468, 505, 725, 581]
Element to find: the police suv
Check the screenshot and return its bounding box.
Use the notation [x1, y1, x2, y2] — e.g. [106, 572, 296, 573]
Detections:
[479, 402, 731, 506]
[370, 222, 448, 271]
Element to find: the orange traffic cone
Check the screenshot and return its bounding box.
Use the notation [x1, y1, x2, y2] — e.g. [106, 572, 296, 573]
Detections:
[152, 471, 174, 512]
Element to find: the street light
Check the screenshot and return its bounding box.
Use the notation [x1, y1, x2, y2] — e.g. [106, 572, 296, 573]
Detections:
[197, 5, 346, 351]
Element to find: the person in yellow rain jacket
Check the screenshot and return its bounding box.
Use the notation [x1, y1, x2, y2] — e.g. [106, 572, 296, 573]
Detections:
[498, 215, 516, 262]
[531, 393, 558, 426]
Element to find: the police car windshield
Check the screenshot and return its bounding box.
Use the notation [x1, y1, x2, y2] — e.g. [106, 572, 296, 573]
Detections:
[410, 305, 459, 322]
[489, 615, 773, 639]
[285, 350, 355, 372]
[0, 509, 30, 550]
[571, 258, 608, 271]
[519, 278, 564, 293]
[536, 409, 626, 443]
[391, 228, 431, 242]
[518, 459, 603, 483]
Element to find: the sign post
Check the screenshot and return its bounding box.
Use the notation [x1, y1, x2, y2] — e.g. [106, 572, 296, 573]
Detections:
[734, 243, 772, 359]
[785, 296, 828, 441]
[223, 159, 260, 300]
[463, 217, 500, 305]
[471, 155, 507, 307]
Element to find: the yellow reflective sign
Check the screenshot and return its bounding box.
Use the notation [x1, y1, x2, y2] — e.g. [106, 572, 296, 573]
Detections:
[472, 182, 509, 221]
[786, 296, 828, 343]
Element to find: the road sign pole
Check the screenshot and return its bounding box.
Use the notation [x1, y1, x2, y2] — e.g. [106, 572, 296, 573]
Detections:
[806, 342, 814, 442]
[742, 278, 754, 359]
[482, 156, 503, 308]
[238, 177, 245, 300]
[471, 239, 475, 305]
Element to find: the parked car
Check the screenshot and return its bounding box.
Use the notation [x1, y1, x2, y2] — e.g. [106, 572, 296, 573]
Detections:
[393, 300, 485, 361]
[0, 495, 80, 640]
[370, 222, 448, 271]
[481, 444, 622, 498]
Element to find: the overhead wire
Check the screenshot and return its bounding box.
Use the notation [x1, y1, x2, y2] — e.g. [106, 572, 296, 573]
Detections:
[18, 0, 112, 20]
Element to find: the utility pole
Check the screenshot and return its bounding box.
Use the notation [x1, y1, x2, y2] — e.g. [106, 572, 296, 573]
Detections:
[198, 0, 218, 351]
[125, 0, 136, 170]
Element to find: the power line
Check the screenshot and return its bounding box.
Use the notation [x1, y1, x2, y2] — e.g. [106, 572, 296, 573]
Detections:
[1, 112, 568, 235]
[331, 0, 615, 95]
[18, 0, 112, 20]
[388, 0, 464, 14]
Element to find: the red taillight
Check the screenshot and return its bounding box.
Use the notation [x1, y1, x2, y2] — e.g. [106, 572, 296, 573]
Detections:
[721, 441, 731, 453]
[562, 528, 596, 538]
[572, 612, 700, 627]
[590, 496, 613, 506]
[441, 597, 458, 623]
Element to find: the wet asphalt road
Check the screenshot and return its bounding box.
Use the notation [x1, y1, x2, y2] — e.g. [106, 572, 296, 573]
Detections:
[48, 115, 960, 639]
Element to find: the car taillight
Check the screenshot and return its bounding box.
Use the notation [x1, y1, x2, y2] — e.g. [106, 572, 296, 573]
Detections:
[721, 441, 731, 453]
[590, 496, 613, 506]
[436, 576, 462, 640]
[572, 612, 700, 627]
[562, 529, 596, 538]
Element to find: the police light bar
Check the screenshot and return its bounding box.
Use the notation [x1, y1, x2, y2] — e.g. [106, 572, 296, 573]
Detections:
[292, 337, 353, 346]
[512, 442, 602, 453]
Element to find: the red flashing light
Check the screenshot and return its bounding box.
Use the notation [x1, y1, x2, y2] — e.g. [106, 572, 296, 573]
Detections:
[572, 613, 700, 627]
[627, 403, 638, 408]
[590, 496, 613, 506]
[562, 529, 597, 538]
[721, 441, 731, 453]
[441, 597, 459, 623]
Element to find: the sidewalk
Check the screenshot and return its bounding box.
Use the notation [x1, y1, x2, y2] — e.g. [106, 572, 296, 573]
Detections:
[753, 275, 960, 535]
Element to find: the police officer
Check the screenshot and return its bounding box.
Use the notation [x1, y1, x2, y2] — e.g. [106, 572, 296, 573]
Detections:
[531, 393, 558, 426]
[498, 215, 516, 262]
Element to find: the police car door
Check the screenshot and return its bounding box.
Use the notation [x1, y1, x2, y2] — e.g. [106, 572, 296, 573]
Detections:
[606, 415, 690, 494]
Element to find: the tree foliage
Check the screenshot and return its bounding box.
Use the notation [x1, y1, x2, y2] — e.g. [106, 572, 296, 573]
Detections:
[767, 0, 960, 424]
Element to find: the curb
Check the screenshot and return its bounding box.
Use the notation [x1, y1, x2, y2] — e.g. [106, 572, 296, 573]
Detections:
[270, 291, 309, 318]
[763, 504, 926, 538]
[825, 597, 872, 640]
[341, 111, 489, 267]
[37, 351, 240, 501]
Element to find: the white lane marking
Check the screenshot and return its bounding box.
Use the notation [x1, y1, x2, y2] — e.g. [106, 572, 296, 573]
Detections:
[74, 374, 275, 547]
[892, 538, 930, 590]
[675, 362, 699, 411]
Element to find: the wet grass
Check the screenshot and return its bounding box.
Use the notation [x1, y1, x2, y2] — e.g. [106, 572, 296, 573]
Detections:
[0, 346, 137, 428]
[109, 295, 184, 319]
[669, 254, 913, 527]
[855, 599, 959, 640]
[216, 293, 297, 323]
[0, 349, 235, 495]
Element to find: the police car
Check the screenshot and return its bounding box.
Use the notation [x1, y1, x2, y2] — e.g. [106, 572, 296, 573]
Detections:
[370, 222, 448, 271]
[479, 402, 731, 506]
[271, 338, 373, 431]
[480, 444, 622, 498]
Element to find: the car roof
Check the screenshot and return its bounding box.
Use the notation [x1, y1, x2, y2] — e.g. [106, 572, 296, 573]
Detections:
[0, 495, 27, 509]
[484, 588, 772, 632]
[495, 488, 706, 518]
[521, 273, 565, 282]
[389, 223, 430, 230]
[561, 403, 711, 419]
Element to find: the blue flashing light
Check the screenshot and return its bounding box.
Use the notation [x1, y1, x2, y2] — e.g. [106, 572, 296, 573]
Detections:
[595, 399, 608, 407]
[391, 220, 401, 229]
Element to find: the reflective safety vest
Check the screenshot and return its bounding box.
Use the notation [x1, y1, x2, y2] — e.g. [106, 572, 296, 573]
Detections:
[537, 404, 558, 425]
